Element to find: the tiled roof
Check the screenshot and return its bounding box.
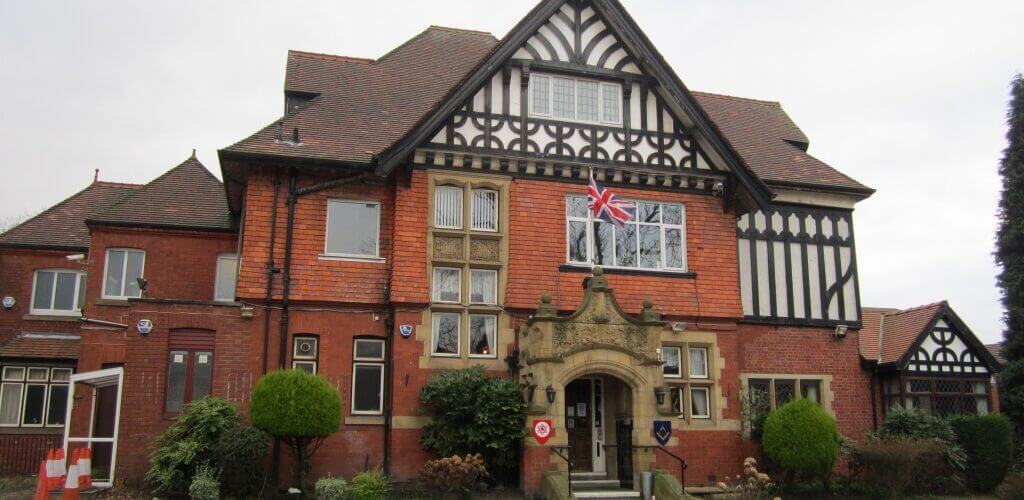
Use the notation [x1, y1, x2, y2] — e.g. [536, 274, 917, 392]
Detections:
[88, 154, 234, 232]
[860, 302, 945, 364]
[0, 333, 80, 360]
[986, 342, 1006, 365]
[0, 181, 139, 250]
[693, 92, 872, 194]
[223, 26, 500, 164]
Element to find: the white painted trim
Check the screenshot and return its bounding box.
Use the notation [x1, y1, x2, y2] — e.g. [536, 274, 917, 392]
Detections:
[430, 312, 461, 357]
[565, 195, 687, 272]
[689, 386, 711, 419]
[688, 347, 709, 379]
[470, 188, 499, 232]
[63, 367, 124, 489]
[213, 253, 239, 302]
[469, 269, 498, 305]
[662, 346, 682, 378]
[353, 339, 385, 362]
[350, 362, 384, 415]
[529, 72, 623, 127]
[29, 269, 86, 316]
[101, 248, 145, 300]
[432, 267, 462, 304]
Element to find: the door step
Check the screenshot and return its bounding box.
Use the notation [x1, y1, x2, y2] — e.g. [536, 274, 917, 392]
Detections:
[571, 479, 621, 489]
[570, 471, 607, 479]
[572, 489, 641, 499]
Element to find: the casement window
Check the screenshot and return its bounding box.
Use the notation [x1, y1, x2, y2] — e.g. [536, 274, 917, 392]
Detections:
[530, 73, 622, 126]
[432, 267, 462, 303]
[431, 313, 461, 357]
[662, 346, 682, 378]
[665, 343, 714, 419]
[214, 253, 239, 302]
[471, 189, 498, 231]
[670, 385, 713, 420]
[468, 315, 497, 358]
[566, 196, 686, 272]
[103, 248, 145, 299]
[469, 269, 497, 305]
[887, 377, 991, 417]
[165, 330, 214, 412]
[689, 347, 709, 379]
[292, 336, 319, 374]
[435, 186, 463, 229]
[747, 377, 824, 416]
[0, 366, 72, 428]
[325, 199, 380, 259]
[31, 270, 86, 315]
[351, 339, 385, 415]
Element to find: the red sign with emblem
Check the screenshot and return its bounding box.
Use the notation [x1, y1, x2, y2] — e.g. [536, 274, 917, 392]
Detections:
[532, 419, 553, 444]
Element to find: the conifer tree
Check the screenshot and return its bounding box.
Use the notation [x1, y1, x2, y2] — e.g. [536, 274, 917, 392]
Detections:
[996, 74, 1024, 431]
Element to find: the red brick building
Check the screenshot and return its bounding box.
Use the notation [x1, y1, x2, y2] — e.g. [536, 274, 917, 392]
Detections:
[0, 0, 1001, 496]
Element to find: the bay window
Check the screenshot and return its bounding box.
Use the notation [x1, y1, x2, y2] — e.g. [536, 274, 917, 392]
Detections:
[103, 248, 144, 299]
[31, 270, 86, 315]
[567, 195, 686, 272]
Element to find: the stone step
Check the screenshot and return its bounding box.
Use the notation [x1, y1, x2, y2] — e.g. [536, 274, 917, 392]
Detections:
[570, 479, 621, 489]
[572, 489, 641, 499]
[569, 471, 608, 480]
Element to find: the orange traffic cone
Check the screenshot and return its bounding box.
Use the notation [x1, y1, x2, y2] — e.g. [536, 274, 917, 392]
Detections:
[34, 460, 48, 500]
[45, 449, 59, 491]
[78, 448, 92, 489]
[54, 448, 67, 485]
[62, 463, 80, 500]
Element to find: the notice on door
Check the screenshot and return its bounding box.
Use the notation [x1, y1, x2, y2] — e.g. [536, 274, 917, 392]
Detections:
[577, 403, 587, 417]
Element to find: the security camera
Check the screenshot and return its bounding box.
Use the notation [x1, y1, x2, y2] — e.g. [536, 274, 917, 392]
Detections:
[833, 325, 848, 338]
[66, 254, 85, 262]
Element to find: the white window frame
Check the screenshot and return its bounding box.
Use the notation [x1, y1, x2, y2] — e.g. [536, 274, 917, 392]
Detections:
[688, 347, 709, 379]
[469, 269, 498, 305]
[470, 189, 499, 232]
[689, 386, 711, 419]
[213, 253, 239, 303]
[0, 382, 23, 427]
[431, 312, 461, 357]
[529, 73, 622, 126]
[434, 185, 464, 230]
[324, 199, 382, 260]
[432, 267, 462, 304]
[467, 314, 497, 359]
[30, 269, 86, 316]
[292, 336, 319, 374]
[351, 339, 385, 415]
[20, 382, 47, 427]
[662, 346, 682, 378]
[566, 196, 687, 272]
[102, 248, 145, 300]
[0, 366, 72, 428]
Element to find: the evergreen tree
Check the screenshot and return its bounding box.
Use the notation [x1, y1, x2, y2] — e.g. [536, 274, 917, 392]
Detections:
[996, 74, 1024, 432]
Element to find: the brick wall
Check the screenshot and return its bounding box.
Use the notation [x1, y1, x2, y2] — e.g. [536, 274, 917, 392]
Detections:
[0, 433, 62, 475]
[0, 248, 86, 342]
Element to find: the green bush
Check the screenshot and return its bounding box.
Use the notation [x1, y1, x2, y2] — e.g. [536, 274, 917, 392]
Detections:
[146, 397, 240, 494]
[996, 472, 1024, 500]
[188, 465, 220, 500]
[949, 414, 1013, 492]
[419, 366, 527, 483]
[251, 370, 341, 490]
[314, 476, 347, 500]
[849, 438, 952, 497]
[348, 469, 389, 500]
[216, 425, 268, 497]
[761, 398, 840, 481]
[872, 407, 965, 470]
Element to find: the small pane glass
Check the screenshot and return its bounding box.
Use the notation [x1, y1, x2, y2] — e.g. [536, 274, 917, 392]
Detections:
[432, 313, 460, 356]
[433, 268, 461, 303]
[353, 364, 383, 413]
[638, 202, 660, 223]
[662, 347, 681, 377]
[663, 204, 682, 225]
[469, 315, 496, 357]
[293, 337, 318, 360]
[531, 75, 550, 115]
[2, 367, 25, 381]
[553, 77, 576, 119]
[748, 380, 771, 414]
[26, 368, 48, 381]
[567, 196, 588, 218]
[50, 369, 71, 382]
[639, 225, 661, 269]
[907, 379, 932, 393]
[775, 380, 796, 407]
[577, 80, 599, 122]
[601, 83, 620, 123]
[33, 271, 55, 310]
[470, 270, 497, 305]
[293, 361, 316, 374]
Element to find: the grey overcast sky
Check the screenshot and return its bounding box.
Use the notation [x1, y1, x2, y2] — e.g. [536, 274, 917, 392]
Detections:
[1, 1, 1021, 343]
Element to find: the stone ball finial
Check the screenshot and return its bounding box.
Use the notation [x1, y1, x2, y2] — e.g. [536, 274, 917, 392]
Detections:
[541, 292, 552, 304]
[643, 298, 654, 309]
[592, 266, 604, 277]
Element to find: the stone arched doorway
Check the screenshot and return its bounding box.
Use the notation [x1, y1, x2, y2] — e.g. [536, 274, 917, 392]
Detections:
[518, 267, 670, 493]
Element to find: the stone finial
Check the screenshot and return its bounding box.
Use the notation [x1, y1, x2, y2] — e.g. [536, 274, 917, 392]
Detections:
[639, 298, 661, 322]
[536, 291, 557, 318]
[587, 266, 609, 290]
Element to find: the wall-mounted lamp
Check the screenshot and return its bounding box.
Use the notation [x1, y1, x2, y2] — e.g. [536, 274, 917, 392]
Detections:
[654, 386, 666, 406]
[136, 277, 148, 297]
[545, 385, 556, 405]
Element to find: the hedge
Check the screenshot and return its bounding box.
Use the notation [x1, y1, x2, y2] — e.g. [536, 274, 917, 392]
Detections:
[949, 414, 1013, 492]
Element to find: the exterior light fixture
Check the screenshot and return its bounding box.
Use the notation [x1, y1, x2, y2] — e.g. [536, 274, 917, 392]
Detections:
[545, 385, 556, 404]
[136, 277, 148, 297]
[654, 386, 666, 405]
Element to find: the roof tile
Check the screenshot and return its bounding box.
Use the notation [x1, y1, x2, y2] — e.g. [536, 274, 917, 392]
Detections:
[0, 334, 80, 360]
[0, 182, 139, 250]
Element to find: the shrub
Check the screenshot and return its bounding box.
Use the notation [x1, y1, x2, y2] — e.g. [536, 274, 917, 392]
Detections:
[419, 366, 527, 483]
[188, 465, 220, 500]
[996, 472, 1024, 500]
[420, 454, 489, 494]
[146, 397, 240, 494]
[872, 407, 965, 470]
[348, 469, 389, 500]
[761, 398, 839, 481]
[251, 370, 342, 491]
[949, 414, 1013, 492]
[849, 438, 951, 497]
[216, 424, 268, 497]
[314, 476, 347, 500]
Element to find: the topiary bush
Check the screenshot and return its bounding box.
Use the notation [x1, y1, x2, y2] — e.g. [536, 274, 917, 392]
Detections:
[419, 366, 527, 484]
[761, 398, 840, 482]
[188, 465, 220, 500]
[216, 424, 268, 497]
[348, 469, 389, 500]
[251, 370, 341, 492]
[146, 397, 240, 494]
[314, 475, 347, 500]
[949, 414, 1013, 492]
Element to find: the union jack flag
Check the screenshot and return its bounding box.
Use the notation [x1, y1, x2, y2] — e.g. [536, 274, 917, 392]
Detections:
[588, 176, 635, 227]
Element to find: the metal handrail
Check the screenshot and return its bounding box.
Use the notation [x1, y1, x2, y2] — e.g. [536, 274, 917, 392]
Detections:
[603, 443, 687, 487]
[550, 445, 573, 497]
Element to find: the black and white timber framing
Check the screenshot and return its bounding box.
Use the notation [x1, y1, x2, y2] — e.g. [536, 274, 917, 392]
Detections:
[737, 206, 861, 327]
[902, 312, 996, 376]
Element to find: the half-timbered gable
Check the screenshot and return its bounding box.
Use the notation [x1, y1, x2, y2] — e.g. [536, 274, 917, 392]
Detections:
[737, 206, 860, 326]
